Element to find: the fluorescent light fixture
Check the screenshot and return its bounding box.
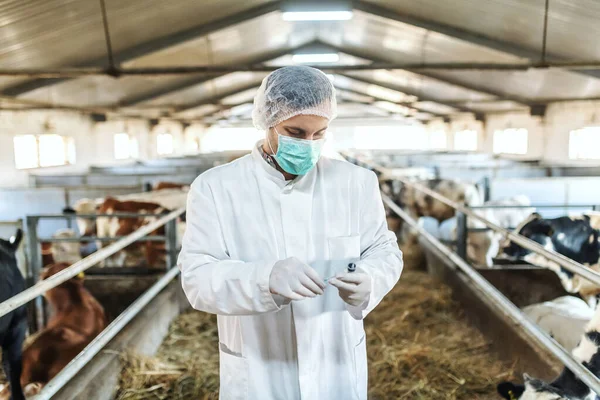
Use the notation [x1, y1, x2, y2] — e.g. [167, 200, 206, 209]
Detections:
[282, 11, 353, 21]
[292, 53, 340, 64]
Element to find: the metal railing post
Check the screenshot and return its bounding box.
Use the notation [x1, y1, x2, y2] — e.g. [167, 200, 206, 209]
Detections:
[164, 218, 178, 270]
[482, 176, 491, 202]
[25, 216, 44, 332]
[456, 211, 467, 260]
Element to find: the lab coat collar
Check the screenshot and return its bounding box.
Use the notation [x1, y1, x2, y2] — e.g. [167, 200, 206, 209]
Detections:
[252, 141, 286, 183]
[252, 141, 318, 189]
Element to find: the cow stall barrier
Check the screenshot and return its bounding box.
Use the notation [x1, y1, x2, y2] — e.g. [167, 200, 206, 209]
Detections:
[382, 193, 600, 396]
[345, 154, 600, 288]
[24, 211, 181, 332]
[0, 207, 185, 399]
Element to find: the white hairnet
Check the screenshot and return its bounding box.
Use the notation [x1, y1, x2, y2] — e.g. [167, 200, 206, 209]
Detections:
[252, 66, 337, 130]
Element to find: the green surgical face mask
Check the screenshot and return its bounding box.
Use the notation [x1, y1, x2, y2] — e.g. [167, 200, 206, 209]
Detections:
[268, 128, 325, 175]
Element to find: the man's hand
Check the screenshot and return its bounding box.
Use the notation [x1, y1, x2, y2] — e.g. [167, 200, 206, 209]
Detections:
[269, 257, 326, 301]
[329, 272, 372, 307]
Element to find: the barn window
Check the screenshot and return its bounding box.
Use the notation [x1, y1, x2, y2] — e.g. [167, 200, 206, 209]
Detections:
[569, 127, 600, 160]
[114, 133, 139, 160]
[493, 128, 528, 155]
[157, 133, 174, 156]
[13, 134, 76, 169]
[453, 130, 478, 151]
[354, 125, 428, 150]
[428, 130, 447, 150]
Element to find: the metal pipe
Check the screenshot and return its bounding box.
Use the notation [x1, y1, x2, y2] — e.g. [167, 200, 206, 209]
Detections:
[470, 204, 598, 209]
[37, 236, 165, 243]
[456, 212, 467, 260]
[32, 266, 180, 400]
[0, 207, 185, 319]
[351, 156, 600, 287]
[382, 194, 600, 396]
[4, 61, 600, 78]
[30, 212, 172, 219]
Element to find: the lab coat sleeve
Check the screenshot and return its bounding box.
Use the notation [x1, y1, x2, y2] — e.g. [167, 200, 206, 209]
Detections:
[177, 177, 282, 315]
[347, 171, 404, 320]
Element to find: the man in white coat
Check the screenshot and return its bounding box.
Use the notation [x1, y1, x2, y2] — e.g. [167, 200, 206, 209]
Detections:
[178, 66, 403, 400]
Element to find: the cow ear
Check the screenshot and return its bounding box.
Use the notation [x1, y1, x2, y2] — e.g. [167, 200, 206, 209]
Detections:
[10, 229, 23, 250]
[497, 381, 525, 400]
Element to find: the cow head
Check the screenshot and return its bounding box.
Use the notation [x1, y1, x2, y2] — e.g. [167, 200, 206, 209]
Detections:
[50, 229, 81, 265]
[73, 198, 101, 236]
[498, 375, 567, 400]
[501, 213, 554, 260]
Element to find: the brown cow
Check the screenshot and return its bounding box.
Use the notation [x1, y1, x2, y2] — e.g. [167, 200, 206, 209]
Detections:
[152, 181, 189, 191]
[20, 263, 107, 396]
[96, 197, 168, 268]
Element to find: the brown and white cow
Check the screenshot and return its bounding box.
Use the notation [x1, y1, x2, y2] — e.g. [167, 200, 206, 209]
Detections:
[20, 263, 107, 396]
[96, 197, 169, 268]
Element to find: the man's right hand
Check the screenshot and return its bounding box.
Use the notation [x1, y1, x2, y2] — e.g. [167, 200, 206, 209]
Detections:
[269, 257, 326, 301]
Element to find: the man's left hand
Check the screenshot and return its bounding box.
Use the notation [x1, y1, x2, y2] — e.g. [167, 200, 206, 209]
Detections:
[329, 272, 372, 307]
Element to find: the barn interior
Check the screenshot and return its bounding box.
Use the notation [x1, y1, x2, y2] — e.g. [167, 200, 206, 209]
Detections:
[2, 0, 600, 399]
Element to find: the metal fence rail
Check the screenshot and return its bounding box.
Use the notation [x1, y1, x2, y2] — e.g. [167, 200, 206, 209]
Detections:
[32, 266, 180, 400]
[0, 207, 185, 319]
[348, 154, 600, 288]
[382, 194, 600, 396]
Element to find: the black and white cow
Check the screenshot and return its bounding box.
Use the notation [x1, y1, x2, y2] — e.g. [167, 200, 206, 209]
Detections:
[500, 213, 600, 302]
[0, 230, 26, 400]
[498, 303, 600, 400]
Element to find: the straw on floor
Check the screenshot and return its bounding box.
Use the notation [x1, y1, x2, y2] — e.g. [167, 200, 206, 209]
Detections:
[116, 270, 513, 399]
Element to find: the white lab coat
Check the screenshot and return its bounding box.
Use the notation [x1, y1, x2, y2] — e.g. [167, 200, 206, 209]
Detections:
[178, 143, 403, 400]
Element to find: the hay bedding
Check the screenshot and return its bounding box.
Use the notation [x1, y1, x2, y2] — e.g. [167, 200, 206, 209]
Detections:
[116, 270, 514, 399]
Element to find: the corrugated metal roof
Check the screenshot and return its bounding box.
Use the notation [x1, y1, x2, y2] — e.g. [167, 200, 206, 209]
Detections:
[429, 69, 600, 100]
[334, 75, 418, 103]
[3, 0, 600, 120]
[344, 70, 495, 102]
[319, 10, 527, 64]
[460, 101, 529, 113]
[363, 0, 600, 61]
[0, 0, 274, 68]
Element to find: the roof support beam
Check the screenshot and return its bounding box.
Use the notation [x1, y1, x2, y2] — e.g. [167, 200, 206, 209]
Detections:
[352, 0, 600, 80]
[1, 1, 283, 96]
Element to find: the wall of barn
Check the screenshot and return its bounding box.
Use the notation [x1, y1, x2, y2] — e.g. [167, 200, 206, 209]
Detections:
[0, 110, 209, 188]
[481, 112, 545, 159]
[0, 110, 95, 187]
[544, 101, 600, 164]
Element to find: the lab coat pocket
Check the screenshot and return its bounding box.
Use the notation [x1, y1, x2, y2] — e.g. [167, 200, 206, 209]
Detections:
[219, 343, 248, 400]
[328, 235, 361, 262]
[353, 334, 368, 400]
